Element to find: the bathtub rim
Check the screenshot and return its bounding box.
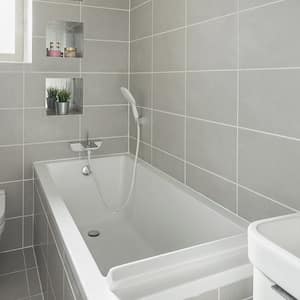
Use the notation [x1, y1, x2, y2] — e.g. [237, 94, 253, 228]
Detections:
[34, 153, 249, 300]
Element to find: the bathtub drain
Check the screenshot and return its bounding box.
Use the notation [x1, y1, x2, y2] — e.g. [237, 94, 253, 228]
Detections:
[88, 230, 100, 238]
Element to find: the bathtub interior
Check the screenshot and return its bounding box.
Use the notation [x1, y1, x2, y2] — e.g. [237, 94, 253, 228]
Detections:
[46, 155, 246, 276]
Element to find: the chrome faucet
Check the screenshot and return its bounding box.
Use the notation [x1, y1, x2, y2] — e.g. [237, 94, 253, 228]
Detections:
[69, 134, 103, 176]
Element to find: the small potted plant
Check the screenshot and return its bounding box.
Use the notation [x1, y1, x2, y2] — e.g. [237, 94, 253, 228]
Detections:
[56, 89, 71, 115]
[47, 87, 58, 110]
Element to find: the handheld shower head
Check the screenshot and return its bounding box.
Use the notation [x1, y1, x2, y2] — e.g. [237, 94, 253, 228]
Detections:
[120, 87, 139, 122]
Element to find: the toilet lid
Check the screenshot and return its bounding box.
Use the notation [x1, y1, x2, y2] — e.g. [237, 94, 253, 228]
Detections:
[0, 190, 5, 225]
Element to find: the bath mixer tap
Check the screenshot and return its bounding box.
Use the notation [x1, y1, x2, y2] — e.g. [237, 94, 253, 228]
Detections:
[69, 137, 103, 176]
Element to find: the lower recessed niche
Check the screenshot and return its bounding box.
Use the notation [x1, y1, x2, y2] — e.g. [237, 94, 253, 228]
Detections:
[45, 78, 83, 116]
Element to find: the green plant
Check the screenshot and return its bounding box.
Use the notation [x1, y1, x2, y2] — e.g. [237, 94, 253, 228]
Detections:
[57, 89, 71, 102]
[47, 87, 58, 99]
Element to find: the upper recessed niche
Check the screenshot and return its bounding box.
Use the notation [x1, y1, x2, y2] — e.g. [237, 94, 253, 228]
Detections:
[46, 21, 83, 58]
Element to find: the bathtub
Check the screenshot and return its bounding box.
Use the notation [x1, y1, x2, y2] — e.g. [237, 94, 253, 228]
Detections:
[34, 154, 251, 300]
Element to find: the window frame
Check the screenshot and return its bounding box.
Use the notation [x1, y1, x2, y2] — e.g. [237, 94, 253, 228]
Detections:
[0, 0, 24, 62]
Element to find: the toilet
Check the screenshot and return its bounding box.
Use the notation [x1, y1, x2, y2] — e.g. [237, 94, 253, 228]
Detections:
[0, 190, 5, 238]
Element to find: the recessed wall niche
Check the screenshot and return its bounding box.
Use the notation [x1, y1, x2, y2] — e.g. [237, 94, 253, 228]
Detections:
[46, 78, 83, 116]
[46, 21, 83, 58]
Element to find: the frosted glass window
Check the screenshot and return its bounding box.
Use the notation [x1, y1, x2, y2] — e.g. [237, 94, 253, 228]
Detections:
[0, 0, 16, 54]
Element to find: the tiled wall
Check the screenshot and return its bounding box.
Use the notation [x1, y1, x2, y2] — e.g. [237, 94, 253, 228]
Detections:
[0, 0, 129, 253]
[130, 0, 298, 222]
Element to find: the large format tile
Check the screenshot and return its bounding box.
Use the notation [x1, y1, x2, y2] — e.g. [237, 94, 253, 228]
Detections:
[152, 111, 185, 158]
[0, 146, 23, 183]
[24, 109, 79, 143]
[81, 106, 128, 138]
[0, 271, 29, 300]
[130, 73, 152, 108]
[83, 40, 128, 72]
[187, 119, 236, 180]
[0, 250, 25, 275]
[131, 0, 148, 9]
[83, 6, 128, 41]
[239, 0, 279, 10]
[187, 15, 237, 70]
[240, 69, 300, 138]
[154, 29, 185, 72]
[33, 1, 80, 36]
[188, 0, 237, 24]
[187, 71, 237, 124]
[187, 163, 236, 212]
[131, 38, 152, 72]
[0, 110, 23, 145]
[239, 129, 300, 210]
[0, 73, 23, 108]
[240, 0, 300, 68]
[131, 1, 152, 40]
[238, 187, 292, 222]
[152, 148, 185, 182]
[153, 73, 185, 114]
[83, 74, 128, 105]
[153, 0, 185, 34]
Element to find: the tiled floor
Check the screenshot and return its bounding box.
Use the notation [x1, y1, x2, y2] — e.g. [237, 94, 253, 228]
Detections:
[0, 248, 43, 300]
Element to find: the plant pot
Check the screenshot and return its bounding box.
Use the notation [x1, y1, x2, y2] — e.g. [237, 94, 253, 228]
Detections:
[55, 101, 70, 115]
[47, 97, 56, 110]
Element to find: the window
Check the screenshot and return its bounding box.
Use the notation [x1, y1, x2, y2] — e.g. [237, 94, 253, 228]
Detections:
[0, 0, 32, 63]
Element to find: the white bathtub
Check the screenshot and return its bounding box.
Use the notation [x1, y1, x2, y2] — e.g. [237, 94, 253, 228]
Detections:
[34, 154, 251, 300]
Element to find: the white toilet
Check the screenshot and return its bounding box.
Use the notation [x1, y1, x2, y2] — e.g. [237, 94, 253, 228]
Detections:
[0, 190, 6, 238]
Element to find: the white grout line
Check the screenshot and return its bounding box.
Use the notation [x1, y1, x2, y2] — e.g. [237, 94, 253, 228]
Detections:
[236, 0, 240, 214]
[22, 250, 32, 299]
[150, 0, 154, 164]
[22, 70, 25, 249]
[183, 0, 187, 184]
[128, 0, 131, 154]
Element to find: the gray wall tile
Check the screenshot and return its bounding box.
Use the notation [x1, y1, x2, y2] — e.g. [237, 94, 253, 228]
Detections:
[153, 0, 185, 34]
[187, 16, 237, 70]
[152, 148, 185, 182]
[131, 38, 152, 72]
[239, 0, 278, 10]
[131, 0, 148, 9]
[240, 1, 300, 68]
[153, 111, 185, 158]
[187, 71, 237, 124]
[0, 146, 23, 182]
[186, 289, 218, 300]
[187, 163, 236, 212]
[239, 129, 300, 210]
[130, 73, 152, 108]
[0, 271, 29, 299]
[24, 109, 79, 143]
[81, 106, 128, 138]
[187, 119, 236, 180]
[131, 1, 152, 40]
[82, 7, 129, 41]
[130, 138, 152, 163]
[188, 0, 237, 24]
[240, 69, 300, 138]
[153, 73, 185, 114]
[0, 110, 23, 145]
[83, 74, 128, 105]
[130, 107, 151, 143]
[238, 187, 292, 222]
[0, 73, 23, 108]
[83, 40, 129, 72]
[154, 29, 185, 71]
[33, 1, 80, 36]
[0, 250, 25, 275]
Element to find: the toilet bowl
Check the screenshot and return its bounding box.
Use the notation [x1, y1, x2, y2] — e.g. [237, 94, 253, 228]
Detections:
[0, 190, 6, 238]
